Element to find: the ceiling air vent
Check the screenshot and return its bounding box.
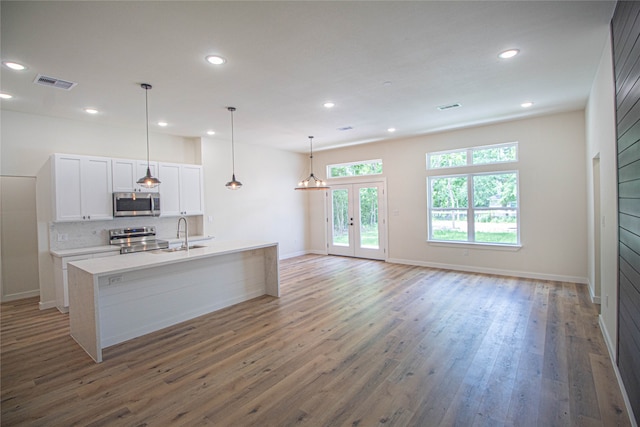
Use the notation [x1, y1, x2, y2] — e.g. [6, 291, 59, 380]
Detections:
[437, 103, 461, 111]
[33, 74, 78, 91]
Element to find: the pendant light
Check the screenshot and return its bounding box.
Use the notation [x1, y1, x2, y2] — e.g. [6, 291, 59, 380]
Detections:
[295, 136, 329, 190]
[225, 107, 242, 190]
[136, 83, 161, 188]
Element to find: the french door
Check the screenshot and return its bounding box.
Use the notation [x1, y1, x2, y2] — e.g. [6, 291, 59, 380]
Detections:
[327, 182, 386, 260]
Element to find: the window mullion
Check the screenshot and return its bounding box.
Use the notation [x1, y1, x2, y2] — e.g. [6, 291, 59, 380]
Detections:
[467, 174, 474, 242]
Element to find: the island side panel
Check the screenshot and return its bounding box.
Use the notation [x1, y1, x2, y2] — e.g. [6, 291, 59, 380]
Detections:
[68, 264, 102, 362]
[97, 249, 269, 349]
[264, 244, 280, 297]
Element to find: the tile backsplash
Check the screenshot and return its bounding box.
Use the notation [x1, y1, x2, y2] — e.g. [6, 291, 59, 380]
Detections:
[49, 216, 201, 250]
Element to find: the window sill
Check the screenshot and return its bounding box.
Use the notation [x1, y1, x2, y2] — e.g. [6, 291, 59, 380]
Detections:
[427, 240, 522, 251]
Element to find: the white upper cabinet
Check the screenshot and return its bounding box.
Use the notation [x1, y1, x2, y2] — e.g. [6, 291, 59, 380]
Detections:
[52, 154, 113, 222]
[112, 158, 159, 193]
[180, 165, 204, 214]
[158, 162, 203, 216]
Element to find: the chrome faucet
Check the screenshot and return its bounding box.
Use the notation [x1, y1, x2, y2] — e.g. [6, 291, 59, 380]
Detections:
[177, 216, 189, 251]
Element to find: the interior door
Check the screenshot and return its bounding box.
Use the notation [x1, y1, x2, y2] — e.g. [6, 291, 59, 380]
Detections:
[327, 182, 385, 260]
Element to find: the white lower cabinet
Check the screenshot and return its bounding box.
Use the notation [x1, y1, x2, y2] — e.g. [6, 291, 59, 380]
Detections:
[53, 251, 119, 313]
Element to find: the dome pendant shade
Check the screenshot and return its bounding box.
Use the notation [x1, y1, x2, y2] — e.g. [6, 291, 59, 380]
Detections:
[295, 136, 329, 190]
[137, 167, 161, 187]
[225, 107, 242, 190]
[225, 173, 243, 190]
[137, 83, 160, 188]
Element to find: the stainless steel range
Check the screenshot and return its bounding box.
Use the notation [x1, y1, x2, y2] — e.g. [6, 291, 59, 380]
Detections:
[109, 226, 169, 254]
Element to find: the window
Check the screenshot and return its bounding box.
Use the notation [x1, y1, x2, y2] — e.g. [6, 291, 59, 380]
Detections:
[428, 172, 519, 245]
[427, 142, 517, 170]
[327, 159, 382, 178]
[427, 142, 519, 246]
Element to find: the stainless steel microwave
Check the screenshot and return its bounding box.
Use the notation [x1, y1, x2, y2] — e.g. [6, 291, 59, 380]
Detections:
[113, 192, 161, 217]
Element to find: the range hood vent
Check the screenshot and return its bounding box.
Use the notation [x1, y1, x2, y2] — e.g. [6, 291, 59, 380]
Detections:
[33, 74, 77, 90]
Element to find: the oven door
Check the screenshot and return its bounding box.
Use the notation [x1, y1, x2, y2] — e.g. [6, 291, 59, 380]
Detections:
[113, 193, 160, 217]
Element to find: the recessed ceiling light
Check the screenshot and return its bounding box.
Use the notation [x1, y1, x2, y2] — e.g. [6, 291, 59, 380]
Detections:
[84, 108, 99, 114]
[387, 127, 396, 133]
[3, 61, 26, 71]
[498, 49, 520, 59]
[324, 102, 335, 109]
[521, 101, 534, 108]
[205, 55, 226, 65]
[207, 130, 215, 135]
[0, 93, 13, 99]
[158, 121, 168, 127]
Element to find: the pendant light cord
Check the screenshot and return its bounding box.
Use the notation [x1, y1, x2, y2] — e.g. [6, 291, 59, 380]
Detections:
[143, 84, 151, 169]
[309, 136, 314, 177]
[229, 107, 236, 175]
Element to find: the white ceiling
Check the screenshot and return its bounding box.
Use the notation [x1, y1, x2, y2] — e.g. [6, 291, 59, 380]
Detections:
[0, 1, 615, 153]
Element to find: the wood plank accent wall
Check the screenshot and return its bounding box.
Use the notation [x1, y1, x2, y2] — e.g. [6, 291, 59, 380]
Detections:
[613, 1, 640, 424]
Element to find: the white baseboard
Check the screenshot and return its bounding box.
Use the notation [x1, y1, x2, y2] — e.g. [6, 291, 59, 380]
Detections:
[281, 250, 328, 259]
[306, 249, 328, 256]
[599, 315, 638, 427]
[590, 284, 602, 304]
[385, 258, 588, 284]
[38, 299, 56, 310]
[1, 289, 40, 303]
[279, 250, 309, 260]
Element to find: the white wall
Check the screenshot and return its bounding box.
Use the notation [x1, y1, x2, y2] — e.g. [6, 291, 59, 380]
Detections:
[1, 110, 201, 176]
[1, 110, 308, 308]
[311, 111, 589, 282]
[200, 137, 308, 258]
[585, 33, 618, 356]
[1, 176, 40, 301]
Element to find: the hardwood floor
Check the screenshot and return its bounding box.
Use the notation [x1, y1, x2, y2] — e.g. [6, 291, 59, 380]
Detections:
[1, 255, 631, 426]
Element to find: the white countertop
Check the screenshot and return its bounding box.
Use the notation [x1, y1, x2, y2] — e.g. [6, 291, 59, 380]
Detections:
[68, 240, 278, 276]
[50, 245, 121, 257]
[50, 235, 214, 257]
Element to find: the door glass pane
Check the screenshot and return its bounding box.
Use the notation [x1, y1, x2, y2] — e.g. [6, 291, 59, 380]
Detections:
[359, 187, 379, 249]
[332, 189, 349, 246]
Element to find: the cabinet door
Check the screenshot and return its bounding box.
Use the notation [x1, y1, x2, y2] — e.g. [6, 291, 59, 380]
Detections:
[53, 154, 83, 221]
[180, 165, 204, 215]
[135, 161, 159, 193]
[158, 163, 181, 216]
[112, 158, 136, 193]
[81, 156, 113, 220]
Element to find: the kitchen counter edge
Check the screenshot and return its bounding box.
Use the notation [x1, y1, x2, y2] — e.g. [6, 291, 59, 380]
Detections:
[67, 240, 278, 276]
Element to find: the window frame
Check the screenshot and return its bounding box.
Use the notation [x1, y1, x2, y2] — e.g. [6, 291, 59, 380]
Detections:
[326, 159, 383, 179]
[427, 170, 520, 247]
[426, 142, 518, 170]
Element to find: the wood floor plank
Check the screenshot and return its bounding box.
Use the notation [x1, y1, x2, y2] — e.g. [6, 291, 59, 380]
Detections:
[1, 254, 632, 426]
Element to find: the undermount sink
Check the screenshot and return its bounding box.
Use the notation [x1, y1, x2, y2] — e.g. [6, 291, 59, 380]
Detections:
[153, 244, 208, 253]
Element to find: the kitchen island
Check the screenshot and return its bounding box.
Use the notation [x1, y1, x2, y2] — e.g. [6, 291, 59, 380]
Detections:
[68, 240, 279, 362]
